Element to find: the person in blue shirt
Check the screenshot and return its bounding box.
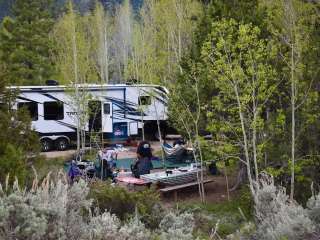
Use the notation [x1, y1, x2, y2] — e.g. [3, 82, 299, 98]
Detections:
[68, 160, 81, 183]
[131, 141, 153, 178]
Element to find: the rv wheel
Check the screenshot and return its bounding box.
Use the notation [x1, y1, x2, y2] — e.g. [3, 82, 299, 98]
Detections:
[41, 138, 53, 152]
[55, 138, 69, 151]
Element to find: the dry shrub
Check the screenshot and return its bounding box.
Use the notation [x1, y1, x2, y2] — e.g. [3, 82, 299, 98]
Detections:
[254, 174, 315, 240]
[0, 175, 196, 240]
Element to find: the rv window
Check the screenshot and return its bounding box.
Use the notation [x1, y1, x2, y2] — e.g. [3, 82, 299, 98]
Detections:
[18, 102, 38, 121]
[138, 96, 151, 106]
[44, 102, 64, 120]
[104, 103, 111, 115]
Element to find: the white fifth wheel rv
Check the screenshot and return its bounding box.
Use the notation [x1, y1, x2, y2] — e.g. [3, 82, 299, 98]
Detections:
[10, 84, 169, 151]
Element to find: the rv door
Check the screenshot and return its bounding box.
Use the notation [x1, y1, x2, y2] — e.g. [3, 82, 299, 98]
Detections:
[102, 102, 113, 133]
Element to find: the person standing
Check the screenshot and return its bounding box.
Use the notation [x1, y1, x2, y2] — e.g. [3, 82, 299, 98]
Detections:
[97, 148, 118, 180]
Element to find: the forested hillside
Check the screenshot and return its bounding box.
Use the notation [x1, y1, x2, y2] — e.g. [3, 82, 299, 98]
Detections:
[1, 0, 320, 239]
[0, 0, 143, 19]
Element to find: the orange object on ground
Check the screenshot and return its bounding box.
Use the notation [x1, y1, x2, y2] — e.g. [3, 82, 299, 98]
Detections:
[116, 176, 150, 185]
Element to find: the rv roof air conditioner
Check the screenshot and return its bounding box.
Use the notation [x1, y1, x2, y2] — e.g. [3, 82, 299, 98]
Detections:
[46, 80, 59, 86]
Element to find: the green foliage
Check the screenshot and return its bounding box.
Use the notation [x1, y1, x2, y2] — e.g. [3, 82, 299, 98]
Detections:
[204, 187, 253, 219]
[0, 22, 41, 183]
[52, 1, 99, 85]
[31, 156, 66, 181]
[179, 187, 253, 238]
[0, 0, 55, 85]
[126, 0, 203, 85]
[266, 155, 320, 204]
[258, 0, 320, 197]
[88, 181, 162, 228]
[169, 0, 270, 156]
[169, 18, 278, 181]
[170, 0, 320, 206]
[0, 144, 26, 184]
[191, 0, 264, 61]
[0, 102, 40, 185]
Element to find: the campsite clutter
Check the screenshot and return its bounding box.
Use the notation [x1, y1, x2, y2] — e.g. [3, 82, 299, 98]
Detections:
[66, 140, 213, 198]
[13, 81, 211, 196]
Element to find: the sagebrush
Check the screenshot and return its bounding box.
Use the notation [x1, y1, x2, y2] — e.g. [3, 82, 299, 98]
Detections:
[0, 176, 195, 240]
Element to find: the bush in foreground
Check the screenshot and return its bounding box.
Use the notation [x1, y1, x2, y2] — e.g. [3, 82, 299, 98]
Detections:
[88, 181, 163, 229]
[0, 176, 195, 240]
[254, 175, 315, 240]
[227, 174, 320, 240]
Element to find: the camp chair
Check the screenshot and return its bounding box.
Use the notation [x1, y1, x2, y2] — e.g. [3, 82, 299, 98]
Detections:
[94, 153, 115, 180]
[83, 165, 96, 182]
[162, 143, 194, 163]
[70, 160, 97, 182]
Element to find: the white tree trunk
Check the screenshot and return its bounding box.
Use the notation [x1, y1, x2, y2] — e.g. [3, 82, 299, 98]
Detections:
[290, 44, 296, 201]
[70, 1, 81, 153]
[234, 84, 255, 197]
[252, 105, 259, 181]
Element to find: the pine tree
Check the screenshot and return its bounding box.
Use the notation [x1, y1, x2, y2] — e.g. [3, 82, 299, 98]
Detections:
[0, 0, 55, 85]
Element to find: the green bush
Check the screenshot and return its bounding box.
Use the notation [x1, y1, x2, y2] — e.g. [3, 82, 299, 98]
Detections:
[0, 106, 40, 185]
[0, 144, 27, 185]
[265, 156, 320, 205]
[178, 186, 253, 238]
[31, 157, 66, 180]
[88, 181, 163, 228]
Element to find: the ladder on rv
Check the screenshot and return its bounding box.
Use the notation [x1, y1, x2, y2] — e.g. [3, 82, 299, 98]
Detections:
[89, 131, 104, 150]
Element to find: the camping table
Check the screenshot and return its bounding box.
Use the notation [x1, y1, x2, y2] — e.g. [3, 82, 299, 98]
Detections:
[140, 167, 203, 186]
[140, 167, 209, 201]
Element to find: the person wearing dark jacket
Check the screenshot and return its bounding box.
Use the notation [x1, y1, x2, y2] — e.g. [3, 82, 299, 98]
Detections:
[131, 141, 153, 178]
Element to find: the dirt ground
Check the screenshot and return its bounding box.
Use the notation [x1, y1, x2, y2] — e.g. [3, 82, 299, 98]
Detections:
[160, 175, 237, 205]
[41, 149, 76, 159]
[41, 141, 165, 160]
[41, 141, 237, 205]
